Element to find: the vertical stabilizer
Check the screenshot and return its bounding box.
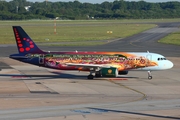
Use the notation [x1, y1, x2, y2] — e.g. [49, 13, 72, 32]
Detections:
[13, 26, 44, 54]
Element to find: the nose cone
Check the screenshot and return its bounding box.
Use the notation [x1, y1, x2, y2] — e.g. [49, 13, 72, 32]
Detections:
[165, 60, 174, 69]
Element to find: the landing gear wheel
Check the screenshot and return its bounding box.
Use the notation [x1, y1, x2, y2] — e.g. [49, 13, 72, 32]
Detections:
[148, 76, 152, 80]
[87, 75, 94, 79]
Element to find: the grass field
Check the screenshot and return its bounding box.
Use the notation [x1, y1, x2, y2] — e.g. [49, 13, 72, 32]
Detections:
[158, 31, 180, 45]
[0, 19, 179, 45]
[0, 20, 156, 44]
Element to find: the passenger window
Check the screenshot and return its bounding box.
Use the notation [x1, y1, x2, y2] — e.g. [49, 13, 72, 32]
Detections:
[158, 58, 160, 61]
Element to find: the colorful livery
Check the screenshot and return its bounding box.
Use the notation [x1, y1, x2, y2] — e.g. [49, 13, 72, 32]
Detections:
[10, 26, 173, 79]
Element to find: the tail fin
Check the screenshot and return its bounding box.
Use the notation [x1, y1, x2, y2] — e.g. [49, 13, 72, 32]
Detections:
[12, 26, 44, 54]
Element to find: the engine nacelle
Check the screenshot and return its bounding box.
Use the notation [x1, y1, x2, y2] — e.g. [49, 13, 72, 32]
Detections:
[118, 71, 128, 75]
[101, 68, 118, 77]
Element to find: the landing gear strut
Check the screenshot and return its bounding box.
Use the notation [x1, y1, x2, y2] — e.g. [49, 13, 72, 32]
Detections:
[148, 71, 152, 80]
[87, 70, 94, 79]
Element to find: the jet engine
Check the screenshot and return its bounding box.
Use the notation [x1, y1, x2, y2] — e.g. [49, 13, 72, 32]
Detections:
[101, 68, 118, 77]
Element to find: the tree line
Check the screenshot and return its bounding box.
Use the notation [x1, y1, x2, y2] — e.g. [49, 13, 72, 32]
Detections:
[0, 0, 180, 20]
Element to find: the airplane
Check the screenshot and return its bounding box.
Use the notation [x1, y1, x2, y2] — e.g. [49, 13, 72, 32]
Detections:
[9, 26, 173, 80]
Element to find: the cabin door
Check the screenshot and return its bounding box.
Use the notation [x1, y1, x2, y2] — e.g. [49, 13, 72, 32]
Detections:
[39, 54, 44, 65]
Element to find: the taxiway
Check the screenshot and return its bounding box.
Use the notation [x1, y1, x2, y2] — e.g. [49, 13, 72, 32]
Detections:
[0, 22, 179, 120]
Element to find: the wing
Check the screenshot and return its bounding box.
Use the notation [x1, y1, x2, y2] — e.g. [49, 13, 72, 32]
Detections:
[65, 63, 111, 68]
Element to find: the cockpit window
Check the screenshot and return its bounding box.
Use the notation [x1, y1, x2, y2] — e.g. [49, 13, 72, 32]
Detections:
[157, 58, 166, 61]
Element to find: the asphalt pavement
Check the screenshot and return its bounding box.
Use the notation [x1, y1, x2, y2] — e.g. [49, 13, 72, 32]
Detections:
[0, 22, 180, 120]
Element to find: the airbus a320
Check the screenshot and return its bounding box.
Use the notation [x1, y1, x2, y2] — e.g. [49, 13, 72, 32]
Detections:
[9, 26, 173, 79]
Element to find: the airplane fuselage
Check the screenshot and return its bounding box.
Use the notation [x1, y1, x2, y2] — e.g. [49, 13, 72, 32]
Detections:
[10, 51, 173, 72]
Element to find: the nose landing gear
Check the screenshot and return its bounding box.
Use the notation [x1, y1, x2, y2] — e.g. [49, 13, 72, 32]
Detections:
[148, 71, 152, 80]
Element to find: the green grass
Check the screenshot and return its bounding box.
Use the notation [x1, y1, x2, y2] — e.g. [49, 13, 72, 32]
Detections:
[0, 20, 157, 44]
[1, 19, 179, 45]
[158, 31, 180, 45]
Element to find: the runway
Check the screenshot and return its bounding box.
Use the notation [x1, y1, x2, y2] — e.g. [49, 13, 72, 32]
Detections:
[0, 22, 180, 119]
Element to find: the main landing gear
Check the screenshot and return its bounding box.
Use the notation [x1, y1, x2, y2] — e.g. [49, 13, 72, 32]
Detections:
[87, 74, 94, 79]
[87, 69, 101, 79]
[95, 71, 101, 77]
[87, 69, 94, 79]
[148, 71, 152, 80]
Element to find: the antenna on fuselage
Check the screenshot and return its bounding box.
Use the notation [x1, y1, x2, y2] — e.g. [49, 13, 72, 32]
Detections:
[147, 50, 149, 53]
[75, 50, 78, 53]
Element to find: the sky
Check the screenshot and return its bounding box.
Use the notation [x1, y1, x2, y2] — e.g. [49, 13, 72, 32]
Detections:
[6, 0, 180, 3]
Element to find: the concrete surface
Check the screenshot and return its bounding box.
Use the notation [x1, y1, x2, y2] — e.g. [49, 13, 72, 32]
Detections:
[0, 57, 179, 120]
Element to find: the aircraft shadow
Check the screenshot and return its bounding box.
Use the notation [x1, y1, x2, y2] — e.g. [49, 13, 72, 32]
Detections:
[0, 71, 138, 80]
[87, 107, 180, 120]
